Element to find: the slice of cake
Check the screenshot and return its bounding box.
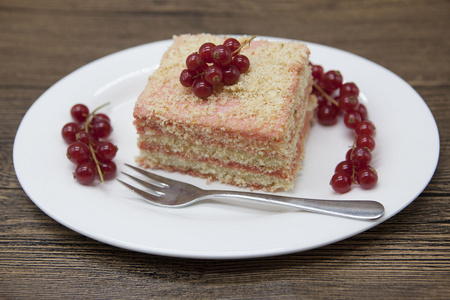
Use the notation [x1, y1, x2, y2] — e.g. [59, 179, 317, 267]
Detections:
[133, 34, 317, 191]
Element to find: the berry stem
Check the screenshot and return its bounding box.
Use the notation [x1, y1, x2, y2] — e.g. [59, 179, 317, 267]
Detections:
[313, 82, 339, 107]
[233, 35, 258, 55]
[89, 143, 104, 183]
[82, 102, 110, 183]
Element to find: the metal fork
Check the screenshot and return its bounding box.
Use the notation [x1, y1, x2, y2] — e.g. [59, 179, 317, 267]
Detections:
[118, 164, 385, 220]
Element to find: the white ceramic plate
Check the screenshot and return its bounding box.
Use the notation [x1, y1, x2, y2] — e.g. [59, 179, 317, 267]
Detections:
[13, 37, 440, 259]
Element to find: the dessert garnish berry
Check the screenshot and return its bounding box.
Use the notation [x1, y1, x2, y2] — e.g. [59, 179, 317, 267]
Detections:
[180, 35, 257, 98]
[311, 63, 378, 193]
[62, 103, 118, 185]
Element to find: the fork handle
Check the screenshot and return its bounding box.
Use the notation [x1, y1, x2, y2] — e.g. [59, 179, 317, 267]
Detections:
[204, 191, 384, 220]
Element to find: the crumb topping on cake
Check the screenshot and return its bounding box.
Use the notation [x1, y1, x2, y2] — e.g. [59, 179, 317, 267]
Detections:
[134, 34, 311, 139]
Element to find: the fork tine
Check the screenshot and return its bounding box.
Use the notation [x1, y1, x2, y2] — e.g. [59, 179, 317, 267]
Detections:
[121, 172, 165, 196]
[117, 179, 164, 202]
[124, 164, 178, 188]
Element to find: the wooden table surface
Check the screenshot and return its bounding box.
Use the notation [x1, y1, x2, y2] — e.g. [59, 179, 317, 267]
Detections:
[1, 0, 449, 298]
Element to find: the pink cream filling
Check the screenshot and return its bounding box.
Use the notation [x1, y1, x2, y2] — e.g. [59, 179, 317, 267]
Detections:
[138, 111, 313, 180]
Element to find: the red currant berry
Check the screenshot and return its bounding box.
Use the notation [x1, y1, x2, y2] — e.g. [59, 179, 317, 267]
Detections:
[355, 120, 376, 137]
[232, 54, 250, 73]
[330, 171, 352, 193]
[186, 53, 204, 71]
[222, 64, 241, 86]
[77, 122, 86, 131]
[346, 148, 354, 161]
[350, 146, 372, 168]
[311, 64, 324, 81]
[75, 130, 96, 145]
[96, 141, 117, 161]
[223, 38, 241, 55]
[180, 69, 196, 87]
[316, 94, 327, 107]
[91, 113, 110, 124]
[339, 82, 359, 97]
[67, 142, 92, 164]
[321, 70, 343, 92]
[317, 103, 338, 126]
[356, 103, 368, 120]
[62, 122, 81, 144]
[335, 160, 354, 177]
[356, 167, 378, 189]
[74, 162, 97, 185]
[317, 81, 334, 95]
[99, 160, 117, 181]
[198, 42, 215, 64]
[204, 65, 223, 86]
[193, 79, 213, 98]
[344, 112, 362, 129]
[90, 119, 112, 139]
[356, 134, 376, 152]
[211, 45, 232, 67]
[71, 104, 89, 123]
[339, 95, 359, 113]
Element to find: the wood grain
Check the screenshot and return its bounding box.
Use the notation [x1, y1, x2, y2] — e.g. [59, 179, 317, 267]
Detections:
[1, 0, 449, 298]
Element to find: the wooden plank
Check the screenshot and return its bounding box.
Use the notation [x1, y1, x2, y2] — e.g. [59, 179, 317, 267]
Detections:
[1, 0, 449, 298]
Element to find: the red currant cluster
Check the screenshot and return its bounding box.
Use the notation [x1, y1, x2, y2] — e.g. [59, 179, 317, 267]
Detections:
[61, 103, 118, 185]
[311, 64, 378, 193]
[179, 36, 256, 98]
